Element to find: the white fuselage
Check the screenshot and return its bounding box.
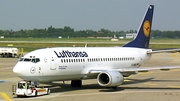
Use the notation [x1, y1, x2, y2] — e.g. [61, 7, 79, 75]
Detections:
[13, 47, 152, 83]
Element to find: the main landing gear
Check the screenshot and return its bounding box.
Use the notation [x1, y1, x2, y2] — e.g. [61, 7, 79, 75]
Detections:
[71, 80, 82, 87]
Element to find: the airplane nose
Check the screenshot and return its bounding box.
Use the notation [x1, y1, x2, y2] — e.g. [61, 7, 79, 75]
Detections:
[13, 64, 21, 74]
[13, 63, 26, 75]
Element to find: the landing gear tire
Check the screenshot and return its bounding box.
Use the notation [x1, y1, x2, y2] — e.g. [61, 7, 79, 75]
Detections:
[71, 80, 82, 87]
[71, 80, 76, 87]
[47, 89, 50, 95]
[76, 80, 82, 87]
[35, 91, 38, 97]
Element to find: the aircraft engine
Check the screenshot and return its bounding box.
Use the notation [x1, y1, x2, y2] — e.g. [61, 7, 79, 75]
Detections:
[97, 71, 124, 87]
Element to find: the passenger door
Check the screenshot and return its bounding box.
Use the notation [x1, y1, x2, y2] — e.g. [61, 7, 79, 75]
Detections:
[48, 52, 57, 70]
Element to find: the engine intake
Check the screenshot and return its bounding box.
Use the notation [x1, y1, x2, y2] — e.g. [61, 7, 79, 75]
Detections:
[97, 71, 124, 87]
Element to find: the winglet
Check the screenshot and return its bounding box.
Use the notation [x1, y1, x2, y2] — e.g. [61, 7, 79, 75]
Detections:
[123, 5, 154, 49]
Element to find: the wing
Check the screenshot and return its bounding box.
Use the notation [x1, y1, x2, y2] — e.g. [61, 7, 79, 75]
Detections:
[86, 66, 180, 76]
[117, 66, 180, 72]
[85, 49, 180, 77]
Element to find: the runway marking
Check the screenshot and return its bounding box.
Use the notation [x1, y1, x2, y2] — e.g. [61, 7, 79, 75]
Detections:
[124, 78, 133, 82]
[124, 79, 132, 82]
[144, 83, 157, 86]
[167, 86, 180, 88]
[0, 92, 12, 101]
[139, 72, 155, 75]
[171, 52, 179, 57]
[0, 67, 13, 71]
[55, 90, 180, 98]
[168, 69, 180, 72]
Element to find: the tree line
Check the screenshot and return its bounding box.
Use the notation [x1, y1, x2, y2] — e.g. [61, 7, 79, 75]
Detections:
[0, 26, 180, 39]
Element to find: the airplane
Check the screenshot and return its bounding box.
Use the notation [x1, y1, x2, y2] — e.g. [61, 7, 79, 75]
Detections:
[13, 5, 180, 89]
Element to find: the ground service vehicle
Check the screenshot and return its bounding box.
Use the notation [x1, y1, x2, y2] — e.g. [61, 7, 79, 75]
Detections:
[13, 80, 50, 97]
[0, 47, 18, 57]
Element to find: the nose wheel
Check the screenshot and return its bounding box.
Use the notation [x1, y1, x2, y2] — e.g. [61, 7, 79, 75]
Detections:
[71, 80, 82, 87]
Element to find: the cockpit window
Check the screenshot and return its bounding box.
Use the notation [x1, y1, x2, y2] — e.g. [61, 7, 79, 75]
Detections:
[24, 58, 31, 62]
[31, 59, 36, 63]
[19, 58, 24, 61]
[31, 58, 40, 63]
[19, 58, 40, 63]
[36, 58, 40, 62]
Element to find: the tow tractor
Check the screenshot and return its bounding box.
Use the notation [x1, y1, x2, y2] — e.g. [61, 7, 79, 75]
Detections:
[12, 80, 50, 97]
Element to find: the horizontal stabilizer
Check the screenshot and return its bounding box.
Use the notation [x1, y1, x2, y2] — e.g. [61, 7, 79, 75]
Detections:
[147, 49, 180, 54]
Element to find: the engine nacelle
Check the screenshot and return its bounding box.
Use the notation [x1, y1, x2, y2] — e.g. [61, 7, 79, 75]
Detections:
[97, 71, 124, 87]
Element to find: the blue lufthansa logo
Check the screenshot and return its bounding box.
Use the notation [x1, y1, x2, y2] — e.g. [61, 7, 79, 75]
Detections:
[54, 50, 88, 58]
[30, 67, 36, 74]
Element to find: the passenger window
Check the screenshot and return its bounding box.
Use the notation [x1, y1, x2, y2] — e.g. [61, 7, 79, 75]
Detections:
[71, 59, 73, 63]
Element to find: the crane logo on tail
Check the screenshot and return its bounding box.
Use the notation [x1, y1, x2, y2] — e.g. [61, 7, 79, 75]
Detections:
[143, 20, 150, 37]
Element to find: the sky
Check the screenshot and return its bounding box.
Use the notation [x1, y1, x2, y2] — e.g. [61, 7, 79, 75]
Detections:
[0, 0, 180, 31]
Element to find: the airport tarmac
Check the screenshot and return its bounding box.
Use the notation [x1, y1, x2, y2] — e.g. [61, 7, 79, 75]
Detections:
[0, 53, 180, 101]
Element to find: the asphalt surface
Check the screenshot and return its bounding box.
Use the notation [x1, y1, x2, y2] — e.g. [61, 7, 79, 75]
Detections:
[0, 53, 180, 101]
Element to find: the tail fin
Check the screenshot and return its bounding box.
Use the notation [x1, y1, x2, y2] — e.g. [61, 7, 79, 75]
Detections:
[123, 5, 154, 49]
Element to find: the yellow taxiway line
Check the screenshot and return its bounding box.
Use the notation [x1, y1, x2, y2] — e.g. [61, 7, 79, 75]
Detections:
[144, 82, 157, 86]
[0, 92, 12, 101]
[167, 86, 180, 88]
